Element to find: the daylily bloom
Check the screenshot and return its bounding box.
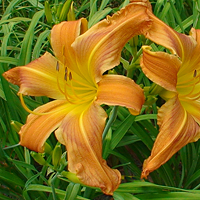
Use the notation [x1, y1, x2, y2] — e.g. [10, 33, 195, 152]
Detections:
[3, 3, 151, 194]
[138, 0, 200, 179]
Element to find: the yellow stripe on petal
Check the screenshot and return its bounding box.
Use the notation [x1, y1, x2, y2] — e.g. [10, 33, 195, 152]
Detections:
[72, 2, 152, 82]
[55, 102, 121, 195]
[141, 96, 200, 179]
[96, 74, 144, 115]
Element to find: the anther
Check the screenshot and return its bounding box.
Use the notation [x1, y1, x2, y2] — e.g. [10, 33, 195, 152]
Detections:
[64, 68, 68, 81]
[69, 72, 72, 80]
[62, 46, 65, 56]
[56, 61, 59, 71]
[193, 70, 197, 77]
[62, 46, 67, 64]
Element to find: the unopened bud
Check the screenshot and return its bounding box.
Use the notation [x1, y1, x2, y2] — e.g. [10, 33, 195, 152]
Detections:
[31, 151, 47, 166]
[45, 1, 53, 24]
[61, 171, 81, 184]
[59, 0, 73, 22]
[52, 143, 62, 167]
[44, 142, 52, 154]
[10, 120, 23, 132]
[67, 1, 75, 21]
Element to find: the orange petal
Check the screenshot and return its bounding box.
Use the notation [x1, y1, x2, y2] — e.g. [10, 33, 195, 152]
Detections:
[176, 28, 200, 76]
[144, 9, 196, 63]
[187, 28, 200, 73]
[141, 96, 200, 179]
[141, 46, 181, 92]
[19, 100, 72, 152]
[143, 12, 200, 77]
[55, 102, 121, 195]
[51, 19, 88, 77]
[3, 52, 65, 99]
[96, 74, 144, 115]
[72, 2, 152, 82]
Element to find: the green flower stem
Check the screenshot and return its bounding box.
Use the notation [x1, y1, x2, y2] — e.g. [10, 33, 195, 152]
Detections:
[102, 106, 118, 141]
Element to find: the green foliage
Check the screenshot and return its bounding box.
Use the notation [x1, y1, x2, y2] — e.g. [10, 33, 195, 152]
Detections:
[1, 0, 200, 199]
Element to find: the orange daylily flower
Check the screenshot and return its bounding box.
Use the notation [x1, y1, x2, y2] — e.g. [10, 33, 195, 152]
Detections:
[3, 3, 151, 195]
[139, 0, 200, 179]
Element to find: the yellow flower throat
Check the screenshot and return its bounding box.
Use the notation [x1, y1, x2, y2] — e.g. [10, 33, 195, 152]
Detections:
[56, 61, 97, 105]
[177, 69, 200, 102]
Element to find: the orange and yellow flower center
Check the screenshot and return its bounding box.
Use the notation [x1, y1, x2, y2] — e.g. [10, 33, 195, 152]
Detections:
[56, 61, 97, 105]
[177, 69, 200, 102]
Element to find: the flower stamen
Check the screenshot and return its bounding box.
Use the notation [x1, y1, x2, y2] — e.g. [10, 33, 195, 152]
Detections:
[55, 57, 97, 105]
[56, 61, 59, 71]
[64, 67, 68, 81]
[19, 93, 57, 115]
[179, 70, 200, 101]
[69, 71, 72, 80]
[193, 70, 197, 77]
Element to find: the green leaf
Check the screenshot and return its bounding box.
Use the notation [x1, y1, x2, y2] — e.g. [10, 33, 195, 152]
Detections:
[32, 29, 51, 60]
[64, 183, 81, 200]
[0, 56, 18, 65]
[136, 192, 200, 199]
[110, 114, 135, 150]
[2, 0, 22, 17]
[25, 184, 89, 200]
[0, 17, 31, 26]
[88, 7, 112, 28]
[27, 0, 44, 9]
[99, 0, 110, 11]
[18, 10, 44, 66]
[169, 1, 184, 32]
[185, 168, 200, 188]
[114, 192, 139, 200]
[9, 158, 37, 172]
[135, 114, 157, 122]
[0, 168, 24, 187]
[158, 2, 170, 21]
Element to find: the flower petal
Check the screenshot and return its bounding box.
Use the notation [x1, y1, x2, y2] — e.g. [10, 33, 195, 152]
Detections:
[55, 102, 121, 195]
[187, 28, 200, 72]
[72, 2, 152, 82]
[144, 8, 196, 63]
[141, 95, 200, 179]
[3, 52, 65, 99]
[19, 100, 71, 152]
[96, 74, 144, 115]
[143, 9, 200, 77]
[51, 19, 88, 76]
[141, 46, 181, 92]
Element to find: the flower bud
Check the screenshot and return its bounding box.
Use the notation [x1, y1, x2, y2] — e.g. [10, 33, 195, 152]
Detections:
[31, 151, 47, 166]
[67, 1, 75, 21]
[10, 120, 23, 133]
[44, 142, 52, 154]
[59, 0, 72, 22]
[61, 171, 81, 184]
[52, 143, 62, 167]
[45, 1, 53, 24]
